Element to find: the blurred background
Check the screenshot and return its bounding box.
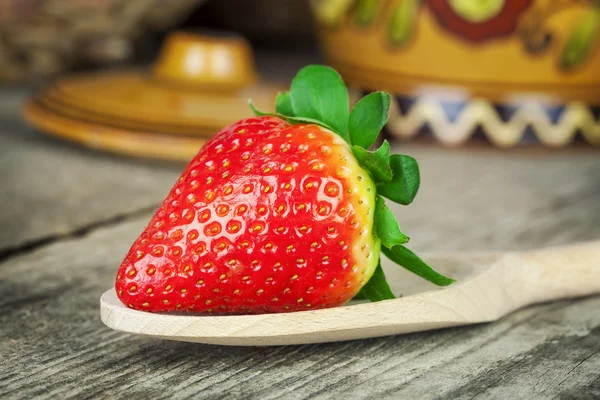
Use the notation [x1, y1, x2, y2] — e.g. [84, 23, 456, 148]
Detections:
[1, 0, 599, 157]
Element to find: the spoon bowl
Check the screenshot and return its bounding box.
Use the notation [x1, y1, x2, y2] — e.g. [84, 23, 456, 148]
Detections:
[101, 241, 600, 346]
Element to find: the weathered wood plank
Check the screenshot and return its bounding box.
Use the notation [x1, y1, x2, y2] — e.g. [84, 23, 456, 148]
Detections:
[0, 89, 182, 253]
[0, 217, 598, 399]
[394, 147, 600, 253]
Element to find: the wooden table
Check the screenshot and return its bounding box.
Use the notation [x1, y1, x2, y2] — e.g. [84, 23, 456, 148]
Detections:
[1, 88, 599, 399]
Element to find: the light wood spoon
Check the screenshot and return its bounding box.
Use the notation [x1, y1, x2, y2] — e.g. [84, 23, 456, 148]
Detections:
[100, 240, 600, 346]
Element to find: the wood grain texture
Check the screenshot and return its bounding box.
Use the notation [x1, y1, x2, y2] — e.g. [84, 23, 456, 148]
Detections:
[0, 88, 599, 398]
[0, 89, 181, 253]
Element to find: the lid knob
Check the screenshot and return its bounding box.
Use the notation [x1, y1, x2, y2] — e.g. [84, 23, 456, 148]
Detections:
[152, 32, 257, 90]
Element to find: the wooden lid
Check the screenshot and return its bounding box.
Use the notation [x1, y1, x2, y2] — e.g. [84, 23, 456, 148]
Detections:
[24, 32, 284, 161]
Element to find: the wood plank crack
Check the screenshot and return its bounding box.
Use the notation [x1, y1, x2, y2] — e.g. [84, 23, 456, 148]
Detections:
[0, 205, 158, 265]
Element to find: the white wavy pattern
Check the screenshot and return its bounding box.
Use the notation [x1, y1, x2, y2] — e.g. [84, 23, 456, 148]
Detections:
[386, 97, 600, 147]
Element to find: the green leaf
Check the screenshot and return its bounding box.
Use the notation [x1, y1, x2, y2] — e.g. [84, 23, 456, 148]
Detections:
[352, 140, 393, 183]
[311, 0, 355, 27]
[348, 91, 390, 149]
[382, 245, 455, 286]
[447, 0, 502, 23]
[281, 116, 337, 132]
[249, 100, 270, 117]
[560, 9, 600, 70]
[387, 0, 419, 46]
[356, 262, 396, 301]
[290, 65, 350, 142]
[352, 290, 367, 300]
[276, 91, 295, 116]
[249, 100, 338, 132]
[377, 154, 420, 205]
[355, 0, 381, 27]
[374, 196, 409, 248]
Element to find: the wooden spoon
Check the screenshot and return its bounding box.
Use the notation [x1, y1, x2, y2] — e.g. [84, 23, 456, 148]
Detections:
[100, 240, 600, 346]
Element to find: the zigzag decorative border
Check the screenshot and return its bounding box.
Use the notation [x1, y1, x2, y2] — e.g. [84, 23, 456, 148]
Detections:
[384, 96, 600, 147]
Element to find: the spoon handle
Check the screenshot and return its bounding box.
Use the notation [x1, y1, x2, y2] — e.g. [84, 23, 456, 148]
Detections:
[518, 240, 600, 304]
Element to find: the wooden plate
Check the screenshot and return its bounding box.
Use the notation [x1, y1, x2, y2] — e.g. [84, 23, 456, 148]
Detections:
[22, 32, 284, 161]
[24, 99, 206, 162]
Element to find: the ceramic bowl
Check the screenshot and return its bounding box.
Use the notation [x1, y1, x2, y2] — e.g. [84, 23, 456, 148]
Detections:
[312, 0, 600, 147]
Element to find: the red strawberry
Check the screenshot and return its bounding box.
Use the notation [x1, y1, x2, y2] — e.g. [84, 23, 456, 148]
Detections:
[115, 65, 453, 314]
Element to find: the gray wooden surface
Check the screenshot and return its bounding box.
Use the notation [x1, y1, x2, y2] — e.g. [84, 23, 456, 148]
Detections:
[0, 89, 181, 253]
[1, 88, 599, 399]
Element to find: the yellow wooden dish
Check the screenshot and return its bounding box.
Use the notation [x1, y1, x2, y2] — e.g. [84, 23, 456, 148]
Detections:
[23, 32, 284, 162]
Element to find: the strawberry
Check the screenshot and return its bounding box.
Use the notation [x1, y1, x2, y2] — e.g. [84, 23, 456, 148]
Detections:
[115, 65, 454, 314]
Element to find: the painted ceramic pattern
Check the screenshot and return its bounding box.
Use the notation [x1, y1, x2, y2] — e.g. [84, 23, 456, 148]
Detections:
[313, 0, 600, 146]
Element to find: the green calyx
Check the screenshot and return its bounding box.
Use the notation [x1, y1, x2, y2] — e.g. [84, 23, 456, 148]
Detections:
[250, 65, 455, 302]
